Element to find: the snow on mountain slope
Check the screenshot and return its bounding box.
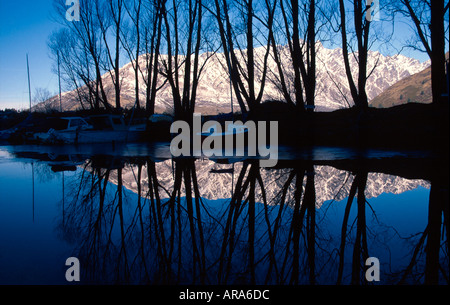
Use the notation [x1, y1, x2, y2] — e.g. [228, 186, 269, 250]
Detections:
[39, 43, 430, 114]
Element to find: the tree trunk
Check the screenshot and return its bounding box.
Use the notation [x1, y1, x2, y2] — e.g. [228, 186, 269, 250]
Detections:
[115, 3, 122, 110]
[430, 0, 446, 104]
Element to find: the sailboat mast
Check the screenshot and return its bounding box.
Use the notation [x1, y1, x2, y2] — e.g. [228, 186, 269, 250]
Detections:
[230, 72, 233, 115]
[58, 51, 62, 112]
[26, 54, 32, 112]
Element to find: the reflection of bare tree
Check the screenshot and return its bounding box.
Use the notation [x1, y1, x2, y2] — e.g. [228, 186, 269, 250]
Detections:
[80, 166, 115, 282]
[296, 165, 316, 285]
[146, 159, 169, 282]
[146, 158, 211, 284]
[263, 163, 317, 284]
[397, 174, 449, 285]
[59, 162, 111, 281]
[115, 168, 130, 281]
[216, 161, 319, 285]
[333, 165, 449, 285]
[60, 158, 148, 283]
[424, 175, 449, 284]
[218, 160, 258, 284]
[134, 160, 149, 282]
[55, 156, 448, 284]
[172, 158, 206, 283]
[336, 169, 370, 285]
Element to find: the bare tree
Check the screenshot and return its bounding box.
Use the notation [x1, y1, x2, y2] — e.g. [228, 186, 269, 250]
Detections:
[212, 0, 276, 115]
[120, 0, 143, 109]
[33, 87, 56, 112]
[394, 0, 449, 103]
[141, 0, 165, 115]
[120, 0, 165, 114]
[96, 0, 125, 110]
[337, 0, 373, 110]
[160, 0, 211, 120]
[269, 0, 321, 112]
[52, 0, 112, 111]
[48, 29, 87, 110]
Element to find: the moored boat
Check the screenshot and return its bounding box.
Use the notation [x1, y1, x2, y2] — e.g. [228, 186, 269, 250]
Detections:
[33, 114, 146, 144]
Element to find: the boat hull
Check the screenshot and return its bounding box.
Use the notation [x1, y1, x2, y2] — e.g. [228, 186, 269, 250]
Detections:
[35, 129, 145, 144]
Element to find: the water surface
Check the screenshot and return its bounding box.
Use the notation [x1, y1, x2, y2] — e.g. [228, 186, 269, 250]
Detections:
[0, 144, 447, 285]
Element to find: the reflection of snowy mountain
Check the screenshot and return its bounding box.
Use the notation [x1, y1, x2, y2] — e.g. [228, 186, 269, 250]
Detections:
[110, 159, 430, 206]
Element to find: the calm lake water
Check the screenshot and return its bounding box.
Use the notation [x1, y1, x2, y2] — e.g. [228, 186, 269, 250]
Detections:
[0, 143, 448, 285]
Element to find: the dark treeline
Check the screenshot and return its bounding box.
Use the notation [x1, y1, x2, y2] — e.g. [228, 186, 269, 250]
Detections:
[48, 0, 449, 119]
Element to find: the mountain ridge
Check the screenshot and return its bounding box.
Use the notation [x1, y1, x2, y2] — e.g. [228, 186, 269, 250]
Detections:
[36, 42, 430, 114]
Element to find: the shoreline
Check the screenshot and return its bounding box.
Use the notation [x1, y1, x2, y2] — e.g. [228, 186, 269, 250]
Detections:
[2, 102, 448, 154]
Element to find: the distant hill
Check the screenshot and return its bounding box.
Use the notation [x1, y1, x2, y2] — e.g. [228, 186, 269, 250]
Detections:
[370, 52, 450, 108]
[370, 65, 432, 108]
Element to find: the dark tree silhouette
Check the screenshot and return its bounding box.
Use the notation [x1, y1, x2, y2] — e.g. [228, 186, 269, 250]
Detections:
[51, 0, 113, 111]
[97, 0, 125, 110]
[337, 169, 370, 285]
[160, 0, 212, 120]
[142, 0, 165, 114]
[338, 0, 373, 110]
[396, 0, 449, 103]
[270, 0, 318, 113]
[212, 0, 276, 115]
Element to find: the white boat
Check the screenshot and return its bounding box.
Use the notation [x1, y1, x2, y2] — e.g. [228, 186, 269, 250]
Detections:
[34, 115, 145, 144]
[198, 123, 248, 139]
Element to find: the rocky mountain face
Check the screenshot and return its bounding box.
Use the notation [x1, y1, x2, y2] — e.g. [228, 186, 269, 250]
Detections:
[108, 159, 430, 207]
[38, 43, 430, 114]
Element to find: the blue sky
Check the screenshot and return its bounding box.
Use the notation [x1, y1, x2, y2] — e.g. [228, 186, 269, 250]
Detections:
[0, 0, 433, 111]
[0, 0, 62, 110]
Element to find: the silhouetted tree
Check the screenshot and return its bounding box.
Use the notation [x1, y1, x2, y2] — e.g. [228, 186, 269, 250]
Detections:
[270, 0, 320, 112]
[394, 0, 449, 103]
[51, 0, 113, 111]
[337, 0, 373, 110]
[337, 169, 370, 285]
[120, 0, 143, 109]
[212, 0, 276, 115]
[160, 0, 212, 120]
[33, 87, 55, 112]
[141, 0, 165, 114]
[97, 0, 125, 110]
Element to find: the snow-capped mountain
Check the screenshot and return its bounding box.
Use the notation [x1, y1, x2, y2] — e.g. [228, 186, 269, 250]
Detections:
[109, 159, 430, 207]
[38, 42, 430, 113]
